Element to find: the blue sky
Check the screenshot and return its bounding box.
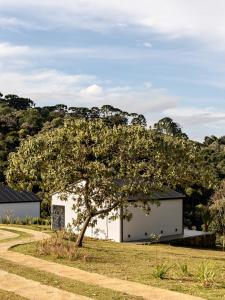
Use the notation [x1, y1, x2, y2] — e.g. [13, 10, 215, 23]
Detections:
[0, 0, 225, 141]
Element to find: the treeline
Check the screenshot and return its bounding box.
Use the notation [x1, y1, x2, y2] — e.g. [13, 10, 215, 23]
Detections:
[0, 93, 147, 182]
[0, 92, 224, 229]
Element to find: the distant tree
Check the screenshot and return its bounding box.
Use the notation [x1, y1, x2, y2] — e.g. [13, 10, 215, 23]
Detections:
[4, 94, 34, 110]
[69, 107, 90, 119]
[204, 135, 218, 146]
[210, 181, 225, 250]
[7, 120, 214, 247]
[131, 114, 147, 127]
[154, 117, 188, 139]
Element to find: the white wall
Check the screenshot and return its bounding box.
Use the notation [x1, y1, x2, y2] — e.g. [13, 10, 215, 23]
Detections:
[52, 194, 183, 242]
[0, 202, 40, 220]
[52, 194, 121, 242]
[123, 199, 183, 242]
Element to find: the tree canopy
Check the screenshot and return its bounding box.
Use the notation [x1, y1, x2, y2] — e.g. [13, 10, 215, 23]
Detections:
[0, 91, 224, 233]
[6, 119, 215, 246]
[154, 117, 188, 139]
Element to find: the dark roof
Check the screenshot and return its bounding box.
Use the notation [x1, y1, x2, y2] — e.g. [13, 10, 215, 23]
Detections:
[128, 189, 185, 201]
[114, 179, 185, 201]
[0, 185, 41, 204]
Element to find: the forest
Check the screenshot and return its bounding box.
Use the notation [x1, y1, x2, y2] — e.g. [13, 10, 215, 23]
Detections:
[0, 92, 225, 232]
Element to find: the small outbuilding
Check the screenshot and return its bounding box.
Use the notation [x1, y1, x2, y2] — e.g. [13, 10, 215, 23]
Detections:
[0, 185, 41, 221]
[52, 189, 185, 242]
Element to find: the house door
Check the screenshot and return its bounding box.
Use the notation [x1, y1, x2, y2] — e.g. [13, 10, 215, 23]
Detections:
[52, 205, 65, 230]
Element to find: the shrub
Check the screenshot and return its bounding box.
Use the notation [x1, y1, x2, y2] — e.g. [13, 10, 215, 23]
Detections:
[152, 262, 173, 279]
[0, 215, 50, 226]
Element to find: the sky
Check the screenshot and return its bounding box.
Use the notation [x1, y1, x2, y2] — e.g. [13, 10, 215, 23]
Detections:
[0, 0, 225, 141]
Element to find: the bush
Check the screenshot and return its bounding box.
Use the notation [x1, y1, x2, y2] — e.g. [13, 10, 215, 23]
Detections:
[0, 215, 50, 226]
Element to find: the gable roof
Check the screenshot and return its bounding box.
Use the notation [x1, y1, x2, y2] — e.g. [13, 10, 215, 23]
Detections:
[128, 189, 185, 201]
[0, 185, 41, 204]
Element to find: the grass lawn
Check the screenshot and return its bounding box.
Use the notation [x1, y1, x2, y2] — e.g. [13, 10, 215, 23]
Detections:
[13, 233, 225, 300]
[0, 227, 141, 300]
[0, 289, 26, 300]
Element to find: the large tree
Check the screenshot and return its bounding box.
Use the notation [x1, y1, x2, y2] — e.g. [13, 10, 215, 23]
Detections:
[6, 119, 214, 246]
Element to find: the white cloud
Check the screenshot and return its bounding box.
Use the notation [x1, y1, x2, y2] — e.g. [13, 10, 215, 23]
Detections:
[0, 69, 178, 113]
[0, 16, 28, 28]
[143, 42, 152, 49]
[1, 1, 225, 46]
[164, 106, 225, 127]
[0, 43, 31, 57]
[80, 84, 103, 97]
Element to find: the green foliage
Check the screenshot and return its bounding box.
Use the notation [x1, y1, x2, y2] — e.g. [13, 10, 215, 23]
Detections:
[210, 181, 225, 249]
[0, 90, 223, 232]
[154, 117, 188, 139]
[0, 92, 147, 186]
[196, 204, 213, 232]
[152, 262, 173, 279]
[6, 119, 215, 246]
[196, 261, 215, 287]
[0, 214, 50, 226]
[177, 261, 191, 277]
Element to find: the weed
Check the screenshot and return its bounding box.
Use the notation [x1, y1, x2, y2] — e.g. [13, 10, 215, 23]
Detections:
[152, 262, 173, 279]
[196, 261, 215, 287]
[177, 261, 191, 277]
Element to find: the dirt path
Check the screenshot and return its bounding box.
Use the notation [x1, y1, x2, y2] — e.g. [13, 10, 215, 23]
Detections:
[0, 229, 18, 241]
[0, 269, 91, 300]
[0, 226, 204, 300]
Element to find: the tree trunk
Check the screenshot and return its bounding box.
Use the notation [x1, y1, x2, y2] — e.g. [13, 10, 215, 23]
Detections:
[75, 215, 92, 247]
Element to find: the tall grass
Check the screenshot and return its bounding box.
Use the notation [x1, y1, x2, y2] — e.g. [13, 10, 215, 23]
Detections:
[36, 231, 91, 261]
[196, 261, 215, 287]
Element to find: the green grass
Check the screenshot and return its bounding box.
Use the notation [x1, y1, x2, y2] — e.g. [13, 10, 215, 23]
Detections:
[0, 289, 26, 300]
[0, 258, 142, 300]
[13, 235, 225, 300]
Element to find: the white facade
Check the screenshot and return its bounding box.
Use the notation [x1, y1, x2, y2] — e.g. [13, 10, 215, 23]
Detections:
[0, 202, 40, 220]
[123, 199, 183, 242]
[52, 194, 183, 242]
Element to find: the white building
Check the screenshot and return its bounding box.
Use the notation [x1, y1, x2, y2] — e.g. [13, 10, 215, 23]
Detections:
[52, 190, 185, 242]
[0, 185, 41, 221]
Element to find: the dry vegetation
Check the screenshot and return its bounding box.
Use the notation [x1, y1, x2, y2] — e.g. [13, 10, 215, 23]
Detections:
[13, 231, 225, 300]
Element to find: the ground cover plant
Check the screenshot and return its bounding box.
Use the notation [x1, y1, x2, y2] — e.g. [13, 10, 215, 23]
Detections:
[13, 232, 225, 300]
